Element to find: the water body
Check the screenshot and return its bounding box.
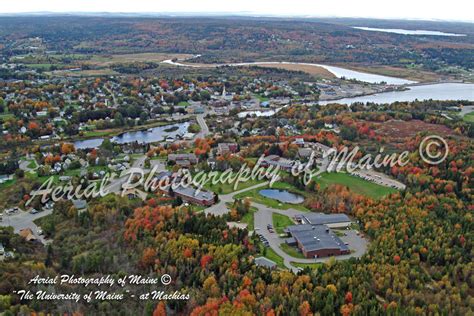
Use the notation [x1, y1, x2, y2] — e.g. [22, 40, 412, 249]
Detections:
[319, 83, 474, 105]
[353, 27, 466, 37]
[111, 122, 190, 144]
[259, 189, 305, 204]
[74, 122, 190, 148]
[74, 138, 104, 149]
[162, 59, 415, 85]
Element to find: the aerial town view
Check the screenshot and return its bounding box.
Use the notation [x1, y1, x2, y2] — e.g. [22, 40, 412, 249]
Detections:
[0, 1, 472, 315]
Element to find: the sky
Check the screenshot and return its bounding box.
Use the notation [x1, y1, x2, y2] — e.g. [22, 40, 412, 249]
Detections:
[0, 0, 473, 22]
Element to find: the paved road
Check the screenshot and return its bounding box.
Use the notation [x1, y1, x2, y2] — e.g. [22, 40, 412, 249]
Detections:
[0, 209, 52, 244]
[195, 114, 210, 139]
[204, 182, 269, 216]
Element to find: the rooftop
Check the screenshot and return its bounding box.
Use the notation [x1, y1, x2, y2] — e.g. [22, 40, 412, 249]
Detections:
[174, 185, 215, 202]
[287, 224, 349, 252]
[254, 256, 277, 268]
[302, 213, 351, 226]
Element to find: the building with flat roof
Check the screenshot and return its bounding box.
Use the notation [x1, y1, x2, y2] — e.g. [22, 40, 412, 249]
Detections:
[172, 185, 216, 206]
[301, 213, 352, 228]
[168, 153, 198, 165]
[254, 256, 277, 269]
[261, 155, 295, 171]
[285, 224, 349, 258]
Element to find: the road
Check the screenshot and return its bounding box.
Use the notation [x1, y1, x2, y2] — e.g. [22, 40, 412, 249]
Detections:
[195, 114, 210, 139]
[204, 182, 269, 216]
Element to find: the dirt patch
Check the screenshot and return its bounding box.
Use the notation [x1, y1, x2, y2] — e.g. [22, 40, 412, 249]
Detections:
[374, 119, 454, 139]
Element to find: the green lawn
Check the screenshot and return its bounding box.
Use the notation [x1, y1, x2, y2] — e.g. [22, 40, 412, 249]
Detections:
[241, 207, 257, 231]
[27, 160, 38, 169]
[234, 181, 309, 211]
[83, 130, 115, 137]
[292, 262, 323, 270]
[315, 172, 397, 199]
[177, 101, 190, 106]
[463, 112, 474, 123]
[280, 243, 305, 259]
[258, 244, 285, 269]
[272, 213, 294, 234]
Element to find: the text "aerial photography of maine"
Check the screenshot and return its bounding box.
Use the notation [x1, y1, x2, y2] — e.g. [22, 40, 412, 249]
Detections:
[0, 1, 472, 315]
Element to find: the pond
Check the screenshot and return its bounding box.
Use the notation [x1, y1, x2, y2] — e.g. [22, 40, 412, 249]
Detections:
[111, 122, 190, 144]
[74, 122, 190, 148]
[74, 138, 104, 149]
[259, 189, 305, 204]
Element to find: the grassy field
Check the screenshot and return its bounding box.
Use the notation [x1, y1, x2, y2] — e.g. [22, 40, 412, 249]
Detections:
[241, 207, 257, 231]
[463, 112, 474, 123]
[234, 181, 309, 211]
[315, 172, 397, 199]
[272, 213, 294, 234]
[280, 243, 305, 259]
[258, 244, 285, 269]
[291, 262, 323, 270]
[86, 53, 193, 67]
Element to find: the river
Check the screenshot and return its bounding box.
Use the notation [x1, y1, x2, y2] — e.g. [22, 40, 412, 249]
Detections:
[318, 83, 474, 105]
[353, 27, 466, 37]
[162, 59, 415, 85]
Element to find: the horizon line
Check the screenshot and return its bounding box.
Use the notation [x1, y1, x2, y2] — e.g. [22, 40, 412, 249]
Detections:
[0, 11, 472, 23]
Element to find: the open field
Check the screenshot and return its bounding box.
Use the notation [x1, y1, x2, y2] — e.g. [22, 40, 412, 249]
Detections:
[86, 53, 193, 67]
[374, 119, 455, 139]
[258, 244, 285, 269]
[272, 213, 294, 234]
[463, 112, 474, 123]
[280, 243, 305, 259]
[241, 207, 257, 231]
[315, 172, 397, 199]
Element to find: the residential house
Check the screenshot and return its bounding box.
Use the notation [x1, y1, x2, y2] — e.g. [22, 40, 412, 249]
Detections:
[217, 143, 239, 156]
[19, 228, 37, 242]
